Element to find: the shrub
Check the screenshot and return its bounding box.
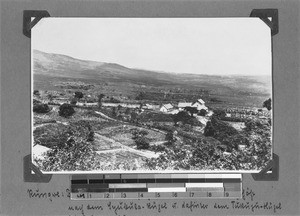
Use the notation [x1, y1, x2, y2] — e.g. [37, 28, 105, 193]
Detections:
[74, 91, 84, 99]
[132, 129, 148, 140]
[34, 135, 99, 171]
[70, 98, 77, 105]
[172, 111, 195, 126]
[263, 98, 271, 110]
[214, 109, 226, 118]
[33, 90, 40, 96]
[198, 109, 207, 116]
[33, 103, 51, 113]
[59, 103, 75, 118]
[135, 137, 150, 150]
[33, 99, 41, 106]
[204, 121, 215, 136]
[165, 131, 176, 146]
[184, 107, 198, 116]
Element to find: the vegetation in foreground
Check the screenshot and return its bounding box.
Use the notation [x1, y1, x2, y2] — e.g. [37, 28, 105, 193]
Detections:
[33, 98, 271, 171]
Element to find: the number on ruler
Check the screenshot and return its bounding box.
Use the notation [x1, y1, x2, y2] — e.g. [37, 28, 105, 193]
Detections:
[139, 193, 144, 198]
[105, 193, 111, 198]
[225, 192, 229, 197]
[172, 192, 177, 197]
[121, 193, 127, 198]
[156, 192, 160, 197]
[190, 192, 194, 197]
[207, 192, 212, 197]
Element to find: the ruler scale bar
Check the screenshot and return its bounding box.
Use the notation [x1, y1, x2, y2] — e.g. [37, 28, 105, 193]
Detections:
[70, 174, 242, 200]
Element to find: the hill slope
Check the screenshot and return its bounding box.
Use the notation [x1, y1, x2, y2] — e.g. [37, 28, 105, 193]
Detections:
[33, 50, 272, 95]
[33, 50, 176, 85]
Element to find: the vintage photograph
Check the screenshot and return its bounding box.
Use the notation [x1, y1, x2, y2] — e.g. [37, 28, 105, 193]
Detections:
[31, 18, 272, 172]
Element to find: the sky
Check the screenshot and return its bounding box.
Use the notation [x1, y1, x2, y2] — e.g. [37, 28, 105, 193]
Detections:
[32, 18, 272, 76]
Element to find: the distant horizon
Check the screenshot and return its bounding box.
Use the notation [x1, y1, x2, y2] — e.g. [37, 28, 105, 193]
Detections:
[34, 49, 271, 78]
[32, 18, 272, 77]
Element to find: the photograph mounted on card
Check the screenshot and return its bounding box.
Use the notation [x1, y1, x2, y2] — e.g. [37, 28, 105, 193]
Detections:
[31, 18, 273, 173]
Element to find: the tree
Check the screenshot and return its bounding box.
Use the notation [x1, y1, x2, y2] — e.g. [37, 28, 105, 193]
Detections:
[59, 103, 75, 118]
[130, 111, 138, 123]
[74, 91, 84, 99]
[135, 92, 145, 100]
[135, 137, 150, 150]
[33, 99, 41, 106]
[172, 111, 193, 126]
[111, 107, 117, 117]
[47, 94, 54, 102]
[33, 90, 40, 96]
[198, 109, 207, 116]
[70, 98, 77, 105]
[204, 121, 215, 137]
[97, 94, 105, 108]
[33, 103, 51, 114]
[184, 107, 198, 117]
[125, 108, 130, 115]
[263, 98, 272, 111]
[109, 97, 120, 103]
[213, 109, 226, 119]
[165, 131, 176, 146]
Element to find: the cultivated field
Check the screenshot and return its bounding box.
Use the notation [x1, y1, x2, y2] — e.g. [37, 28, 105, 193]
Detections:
[32, 50, 272, 172]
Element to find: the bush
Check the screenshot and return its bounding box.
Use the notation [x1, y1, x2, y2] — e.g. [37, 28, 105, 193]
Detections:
[34, 121, 98, 171]
[74, 91, 84, 99]
[34, 120, 94, 149]
[33, 103, 51, 113]
[70, 98, 77, 105]
[172, 111, 195, 126]
[214, 109, 226, 118]
[33, 99, 41, 106]
[59, 103, 75, 118]
[109, 97, 121, 103]
[263, 98, 271, 110]
[204, 121, 215, 136]
[165, 131, 176, 146]
[198, 109, 207, 116]
[136, 137, 150, 150]
[33, 90, 40, 96]
[132, 129, 148, 140]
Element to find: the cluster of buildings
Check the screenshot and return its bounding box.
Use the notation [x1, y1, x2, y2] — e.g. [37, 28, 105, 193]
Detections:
[224, 107, 271, 119]
[160, 99, 208, 115]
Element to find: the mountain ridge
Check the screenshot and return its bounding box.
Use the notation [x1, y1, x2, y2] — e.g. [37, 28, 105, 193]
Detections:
[33, 50, 271, 94]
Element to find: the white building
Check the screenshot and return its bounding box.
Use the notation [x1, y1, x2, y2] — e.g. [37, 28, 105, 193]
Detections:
[160, 103, 174, 113]
[191, 99, 208, 111]
[178, 99, 208, 111]
[178, 102, 192, 111]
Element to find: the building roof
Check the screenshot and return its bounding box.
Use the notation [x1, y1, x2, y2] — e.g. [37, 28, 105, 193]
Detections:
[178, 102, 192, 108]
[197, 99, 205, 104]
[162, 103, 173, 110]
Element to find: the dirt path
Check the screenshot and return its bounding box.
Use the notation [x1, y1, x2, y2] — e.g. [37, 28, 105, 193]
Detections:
[150, 140, 168, 146]
[33, 121, 69, 130]
[94, 133, 159, 158]
[94, 111, 119, 121]
[96, 149, 124, 154]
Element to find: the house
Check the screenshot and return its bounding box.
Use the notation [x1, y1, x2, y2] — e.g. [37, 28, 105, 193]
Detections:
[160, 103, 174, 113]
[191, 99, 208, 111]
[225, 113, 232, 117]
[142, 103, 156, 110]
[178, 99, 208, 111]
[178, 102, 192, 111]
[169, 109, 179, 115]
